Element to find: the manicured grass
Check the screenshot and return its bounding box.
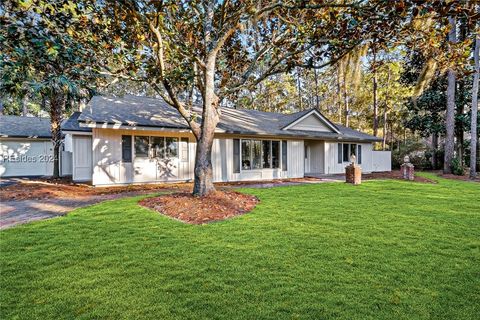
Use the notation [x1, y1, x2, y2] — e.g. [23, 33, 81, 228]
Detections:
[1, 174, 479, 319]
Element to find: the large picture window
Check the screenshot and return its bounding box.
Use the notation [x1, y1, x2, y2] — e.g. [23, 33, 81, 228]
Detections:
[241, 139, 282, 171]
[134, 136, 179, 159]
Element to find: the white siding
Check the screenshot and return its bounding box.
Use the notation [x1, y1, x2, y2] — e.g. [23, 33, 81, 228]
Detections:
[289, 114, 332, 132]
[371, 151, 392, 172]
[91, 128, 194, 186]
[213, 138, 304, 182]
[287, 140, 304, 178]
[60, 150, 72, 176]
[324, 141, 376, 174]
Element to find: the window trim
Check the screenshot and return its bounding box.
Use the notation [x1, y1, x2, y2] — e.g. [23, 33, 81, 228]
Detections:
[239, 138, 283, 172]
[339, 143, 362, 164]
[133, 135, 181, 160]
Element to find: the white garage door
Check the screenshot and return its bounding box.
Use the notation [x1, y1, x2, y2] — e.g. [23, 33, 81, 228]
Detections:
[0, 139, 54, 177]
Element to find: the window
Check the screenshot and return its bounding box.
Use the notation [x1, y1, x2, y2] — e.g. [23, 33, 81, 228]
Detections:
[343, 143, 349, 162]
[166, 137, 178, 158]
[233, 139, 240, 173]
[122, 135, 132, 163]
[282, 140, 287, 171]
[241, 140, 251, 170]
[241, 139, 281, 171]
[339, 143, 360, 163]
[338, 143, 342, 164]
[351, 144, 357, 157]
[262, 140, 271, 168]
[135, 136, 179, 159]
[135, 136, 149, 157]
[181, 138, 189, 162]
[272, 141, 280, 168]
[151, 137, 165, 158]
[252, 140, 262, 169]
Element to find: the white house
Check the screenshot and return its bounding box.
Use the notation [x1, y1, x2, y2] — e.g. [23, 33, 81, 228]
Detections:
[61, 95, 391, 186]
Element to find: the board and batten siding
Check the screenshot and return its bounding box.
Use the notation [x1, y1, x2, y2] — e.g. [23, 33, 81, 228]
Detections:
[211, 138, 304, 182]
[323, 141, 392, 174]
[87, 128, 306, 185]
[91, 128, 195, 186]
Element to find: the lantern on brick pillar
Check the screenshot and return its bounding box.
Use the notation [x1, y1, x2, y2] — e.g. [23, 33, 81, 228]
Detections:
[345, 154, 362, 185]
[401, 156, 415, 180]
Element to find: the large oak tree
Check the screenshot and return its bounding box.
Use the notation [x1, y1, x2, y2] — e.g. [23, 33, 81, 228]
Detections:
[91, 0, 449, 196]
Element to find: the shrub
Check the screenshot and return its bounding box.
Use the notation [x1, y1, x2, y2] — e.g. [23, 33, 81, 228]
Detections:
[392, 140, 431, 170]
[450, 157, 464, 176]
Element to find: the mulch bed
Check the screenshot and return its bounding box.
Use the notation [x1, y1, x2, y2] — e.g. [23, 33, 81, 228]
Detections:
[433, 171, 480, 183]
[362, 171, 436, 183]
[139, 191, 259, 224]
[0, 179, 191, 201]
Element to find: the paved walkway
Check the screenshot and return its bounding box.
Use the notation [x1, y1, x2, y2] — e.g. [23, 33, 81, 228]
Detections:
[1, 177, 342, 230]
[0, 191, 157, 230]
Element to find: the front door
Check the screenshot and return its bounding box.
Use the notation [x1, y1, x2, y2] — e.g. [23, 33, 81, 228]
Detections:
[304, 144, 310, 173]
[73, 136, 92, 181]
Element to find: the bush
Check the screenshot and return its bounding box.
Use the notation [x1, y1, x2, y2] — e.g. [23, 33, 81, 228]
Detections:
[392, 140, 431, 170]
[450, 157, 464, 176]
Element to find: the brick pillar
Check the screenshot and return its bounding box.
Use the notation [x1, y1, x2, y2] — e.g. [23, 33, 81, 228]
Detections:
[400, 163, 415, 180]
[345, 164, 362, 185]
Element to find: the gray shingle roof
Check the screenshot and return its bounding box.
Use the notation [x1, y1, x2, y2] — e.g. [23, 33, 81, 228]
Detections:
[0, 115, 52, 139]
[61, 112, 92, 132]
[77, 95, 381, 142]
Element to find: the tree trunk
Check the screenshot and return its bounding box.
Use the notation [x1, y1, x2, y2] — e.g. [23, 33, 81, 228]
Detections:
[343, 75, 349, 127]
[444, 17, 457, 174]
[382, 107, 388, 150]
[22, 95, 28, 116]
[193, 132, 216, 196]
[382, 69, 390, 150]
[431, 132, 438, 169]
[456, 80, 465, 166]
[372, 45, 379, 136]
[296, 68, 302, 109]
[192, 56, 219, 196]
[336, 68, 342, 123]
[470, 36, 479, 179]
[49, 93, 65, 178]
[314, 68, 320, 109]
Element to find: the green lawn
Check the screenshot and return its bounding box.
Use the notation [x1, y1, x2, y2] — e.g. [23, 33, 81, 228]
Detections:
[1, 173, 479, 320]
